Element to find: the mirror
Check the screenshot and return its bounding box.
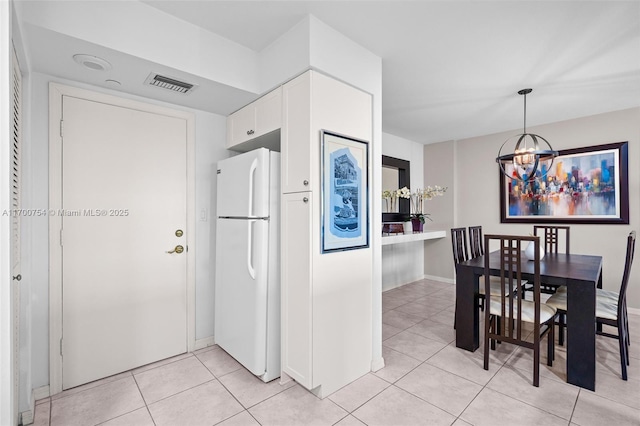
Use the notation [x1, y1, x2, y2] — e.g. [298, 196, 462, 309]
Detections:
[382, 155, 410, 222]
[382, 167, 400, 212]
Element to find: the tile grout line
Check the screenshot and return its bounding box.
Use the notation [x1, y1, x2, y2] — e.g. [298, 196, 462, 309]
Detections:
[130, 370, 157, 426]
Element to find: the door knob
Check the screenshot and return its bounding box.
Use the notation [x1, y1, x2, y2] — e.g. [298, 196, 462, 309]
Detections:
[166, 245, 184, 254]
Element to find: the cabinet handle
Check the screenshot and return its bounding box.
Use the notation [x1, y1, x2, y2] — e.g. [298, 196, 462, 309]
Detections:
[303, 180, 309, 186]
[303, 197, 309, 203]
[247, 129, 255, 135]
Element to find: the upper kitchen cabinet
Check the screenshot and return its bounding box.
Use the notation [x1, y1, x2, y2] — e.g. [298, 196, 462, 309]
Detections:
[281, 72, 312, 194]
[227, 87, 282, 151]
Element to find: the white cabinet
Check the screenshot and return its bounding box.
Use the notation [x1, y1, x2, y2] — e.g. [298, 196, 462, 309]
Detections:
[281, 70, 373, 398]
[281, 192, 313, 388]
[226, 87, 282, 149]
[281, 72, 313, 194]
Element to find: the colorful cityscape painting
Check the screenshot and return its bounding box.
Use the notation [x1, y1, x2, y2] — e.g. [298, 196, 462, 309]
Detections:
[501, 143, 629, 224]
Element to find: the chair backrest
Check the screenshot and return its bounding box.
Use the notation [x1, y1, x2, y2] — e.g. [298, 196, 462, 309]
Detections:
[469, 226, 483, 258]
[533, 225, 570, 254]
[484, 234, 542, 343]
[617, 231, 636, 313]
[451, 227, 469, 266]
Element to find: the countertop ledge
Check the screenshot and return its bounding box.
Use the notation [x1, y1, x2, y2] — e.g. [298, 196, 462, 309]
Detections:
[381, 230, 446, 245]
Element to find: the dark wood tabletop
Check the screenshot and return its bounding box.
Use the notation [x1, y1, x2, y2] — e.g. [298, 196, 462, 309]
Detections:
[455, 251, 603, 391]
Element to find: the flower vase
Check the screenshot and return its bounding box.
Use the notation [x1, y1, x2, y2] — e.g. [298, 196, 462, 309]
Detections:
[410, 217, 423, 233]
[524, 241, 545, 260]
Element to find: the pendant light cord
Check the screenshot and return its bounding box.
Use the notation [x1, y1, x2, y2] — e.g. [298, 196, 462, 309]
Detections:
[523, 92, 527, 134]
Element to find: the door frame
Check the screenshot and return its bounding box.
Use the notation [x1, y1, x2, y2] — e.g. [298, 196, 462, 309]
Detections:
[48, 83, 196, 395]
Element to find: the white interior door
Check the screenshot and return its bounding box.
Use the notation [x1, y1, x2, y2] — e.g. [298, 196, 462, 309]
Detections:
[61, 95, 187, 390]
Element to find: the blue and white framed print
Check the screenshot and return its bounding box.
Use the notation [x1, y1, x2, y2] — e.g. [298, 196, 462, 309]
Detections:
[321, 130, 369, 253]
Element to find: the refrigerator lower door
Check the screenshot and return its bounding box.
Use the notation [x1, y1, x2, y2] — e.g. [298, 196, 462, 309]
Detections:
[215, 217, 269, 375]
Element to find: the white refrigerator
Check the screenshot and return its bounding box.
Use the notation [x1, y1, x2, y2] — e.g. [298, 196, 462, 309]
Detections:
[214, 148, 281, 382]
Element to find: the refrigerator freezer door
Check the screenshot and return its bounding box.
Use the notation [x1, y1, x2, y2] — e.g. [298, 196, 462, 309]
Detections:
[217, 148, 270, 218]
[215, 217, 269, 375]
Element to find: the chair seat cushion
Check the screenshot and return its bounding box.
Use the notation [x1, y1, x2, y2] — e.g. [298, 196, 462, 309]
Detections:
[556, 285, 618, 301]
[479, 276, 521, 296]
[545, 292, 567, 311]
[488, 298, 557, 323]
[546, 291, 619, 321]
[597, 289, 619, 301]
[596, 300, 619, 321]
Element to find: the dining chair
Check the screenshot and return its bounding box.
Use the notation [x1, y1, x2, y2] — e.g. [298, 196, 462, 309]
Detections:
[469, 225, 484, 258]
[532, 225, 571, 294]
[483, 234, 557, 387]
[546, 231, 636, 380]
[533, 225, 570, 255]
[451, 227, 515, 332]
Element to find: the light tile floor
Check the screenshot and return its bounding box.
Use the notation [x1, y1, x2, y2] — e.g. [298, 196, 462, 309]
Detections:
[32, 279, 640, 426]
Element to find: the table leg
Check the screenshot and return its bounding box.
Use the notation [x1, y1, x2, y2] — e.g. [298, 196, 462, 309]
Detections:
[566, 280, 596, 391]
[455, 267, 479, 351]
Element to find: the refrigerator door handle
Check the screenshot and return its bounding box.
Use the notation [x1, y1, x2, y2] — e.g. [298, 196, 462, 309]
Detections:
[247, 220, 256, 280]
[248, 158, 258, 217]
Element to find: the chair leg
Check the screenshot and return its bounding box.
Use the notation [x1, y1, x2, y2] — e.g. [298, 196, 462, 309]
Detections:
[558, 313, 565, 346]
[619, 324, 628, 381]
[533, 343, 540, 387]
[484, 316, 491, 371]
[491, 317, 497, 351]
[547, 320, 554, 366]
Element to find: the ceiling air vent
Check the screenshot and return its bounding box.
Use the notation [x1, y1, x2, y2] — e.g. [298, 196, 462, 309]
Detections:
[144, 73, 197, 94]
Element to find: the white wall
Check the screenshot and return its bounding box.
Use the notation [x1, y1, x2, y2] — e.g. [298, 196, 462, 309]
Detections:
[423, 141, 455, 282]
[382, 132, 426, 291]
[22, 72, 228, 400]
[425, 108, 640, 309]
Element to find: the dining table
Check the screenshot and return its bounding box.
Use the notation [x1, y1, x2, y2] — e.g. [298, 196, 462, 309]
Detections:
[455, 250, 603, 391]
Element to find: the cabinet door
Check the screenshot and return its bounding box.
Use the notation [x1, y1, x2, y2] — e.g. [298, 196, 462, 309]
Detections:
[281, 72, 312, 194]
[254, 87, 281, 137]
[281, 192, 313, 388]
[226, 103, 256, 148]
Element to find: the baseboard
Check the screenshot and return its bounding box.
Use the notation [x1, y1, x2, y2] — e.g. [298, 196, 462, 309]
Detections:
[424, 274, 455, 285]
[371, 356, 385, 372]
[20, 385, 50, 425]
[193, 336, 215, 351]
[629, 307, 640, 316]
[382, 276, 427, 292]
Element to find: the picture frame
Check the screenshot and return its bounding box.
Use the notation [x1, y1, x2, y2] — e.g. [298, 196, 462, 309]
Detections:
[321, 130, 369, 253]
[499, 141, 629, 224]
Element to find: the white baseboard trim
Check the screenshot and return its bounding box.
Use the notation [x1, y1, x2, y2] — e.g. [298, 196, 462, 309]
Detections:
[382, 276, 427, 292]
[371, 356, 385, 372]
[21, 385, 50, 425]
[629, 307, 640, 316]
[193, 336, 216, 351]
[424, 274, 455, 285]
[33, 385, 50, 401]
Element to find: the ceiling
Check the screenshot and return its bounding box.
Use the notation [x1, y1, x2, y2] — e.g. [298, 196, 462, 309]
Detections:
[18, 1, 640, 144]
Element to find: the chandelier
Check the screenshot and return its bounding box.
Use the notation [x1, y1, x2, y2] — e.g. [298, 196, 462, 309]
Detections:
[496, 88, 558, 181]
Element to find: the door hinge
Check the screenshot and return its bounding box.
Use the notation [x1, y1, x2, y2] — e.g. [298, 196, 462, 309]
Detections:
[60, 338, 63, 356]
[60, 120, 64, 137]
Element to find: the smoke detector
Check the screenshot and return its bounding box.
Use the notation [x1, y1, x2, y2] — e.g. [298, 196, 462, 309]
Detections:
[144, 73, 197, 94]
[73, 54, 112, 71]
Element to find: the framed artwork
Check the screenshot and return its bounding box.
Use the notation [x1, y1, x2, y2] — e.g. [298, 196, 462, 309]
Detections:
[321, 130, 369, 253]
[499, 142, 629, 224]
